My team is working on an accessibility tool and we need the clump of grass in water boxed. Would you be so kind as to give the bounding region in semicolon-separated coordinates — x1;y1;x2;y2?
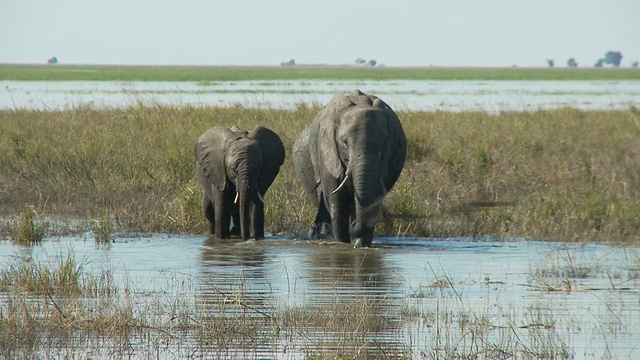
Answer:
0;250;83;295
88;210;114;244
0;250;123;354
10;205;46;245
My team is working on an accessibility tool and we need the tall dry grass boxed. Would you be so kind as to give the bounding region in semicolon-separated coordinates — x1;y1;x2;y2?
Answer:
1;104;639;243
396;107;640;242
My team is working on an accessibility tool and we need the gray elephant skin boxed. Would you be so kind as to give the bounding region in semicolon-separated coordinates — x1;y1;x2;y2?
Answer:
195;125;285;240
293;90;407;247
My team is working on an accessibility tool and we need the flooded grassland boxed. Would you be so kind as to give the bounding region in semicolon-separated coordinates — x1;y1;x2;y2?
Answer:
0;78;639;358
2;79;640;113
1;235;639;359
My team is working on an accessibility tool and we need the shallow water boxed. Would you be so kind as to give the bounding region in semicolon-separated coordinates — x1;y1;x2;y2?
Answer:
1;234;638;358
1;79;639;112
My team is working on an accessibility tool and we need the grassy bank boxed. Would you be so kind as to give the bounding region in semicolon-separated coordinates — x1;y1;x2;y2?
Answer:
1;64;640;81
1;105;639;243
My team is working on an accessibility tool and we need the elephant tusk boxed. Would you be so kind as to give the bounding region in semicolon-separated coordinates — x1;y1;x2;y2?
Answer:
234;192;239;204
256;192;264;203
380;180;388;197
332;174;349;194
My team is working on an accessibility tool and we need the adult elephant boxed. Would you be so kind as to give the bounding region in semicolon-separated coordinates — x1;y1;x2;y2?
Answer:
195;125;285;240
293;90;407;248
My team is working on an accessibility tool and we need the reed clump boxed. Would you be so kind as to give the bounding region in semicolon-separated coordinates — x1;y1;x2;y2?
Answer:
8;205;47;245
0;251;137;356
0;250;86;295
1;105;639;243
88;209;114;244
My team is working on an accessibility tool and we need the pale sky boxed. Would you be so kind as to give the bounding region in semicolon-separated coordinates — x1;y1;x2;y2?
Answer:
1;0;639;67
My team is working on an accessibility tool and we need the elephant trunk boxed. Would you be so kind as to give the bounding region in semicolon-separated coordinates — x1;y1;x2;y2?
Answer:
236;170;263;240
349;152;385;247
237;187;251;240
235;161;257;240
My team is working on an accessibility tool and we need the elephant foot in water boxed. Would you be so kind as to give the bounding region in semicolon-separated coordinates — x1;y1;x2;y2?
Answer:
352;236;373;249
350;221;374;248
311;222;333;240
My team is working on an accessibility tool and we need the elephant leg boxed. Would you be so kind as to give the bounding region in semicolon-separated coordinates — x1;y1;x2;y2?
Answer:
251;200;265;240
350;201;379;248
312;195;332;239
202;193;215;234
214;190;233;239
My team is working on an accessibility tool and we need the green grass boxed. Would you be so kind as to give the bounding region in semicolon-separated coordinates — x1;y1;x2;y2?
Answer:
1;64;639;81
1;105;639;243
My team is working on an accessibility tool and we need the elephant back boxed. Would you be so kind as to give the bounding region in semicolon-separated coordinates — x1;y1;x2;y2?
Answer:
231;125;250;136
346;89;378;107
321;89;390;119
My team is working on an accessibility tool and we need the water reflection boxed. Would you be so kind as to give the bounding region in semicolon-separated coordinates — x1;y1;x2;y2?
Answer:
0;235;638;358
200;236;267;270
302;244;407;357
197;236;271;316
195;238;409;357
305;245;398;296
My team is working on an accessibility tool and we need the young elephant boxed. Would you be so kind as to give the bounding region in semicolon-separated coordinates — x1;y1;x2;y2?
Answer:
195;125;285;240
293;90;407;247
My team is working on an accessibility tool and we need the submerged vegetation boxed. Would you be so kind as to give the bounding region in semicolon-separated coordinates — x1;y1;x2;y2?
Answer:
2;247;635;358
0;248;640;359
1;105;639;243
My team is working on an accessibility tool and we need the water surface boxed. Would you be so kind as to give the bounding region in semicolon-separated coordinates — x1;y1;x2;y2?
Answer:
2;80;638;112
1;234;638;358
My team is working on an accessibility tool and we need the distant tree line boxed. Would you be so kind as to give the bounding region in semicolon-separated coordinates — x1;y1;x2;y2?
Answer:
594;51;623;67
280;59;296;66
547;50;638;68
279;58;383;67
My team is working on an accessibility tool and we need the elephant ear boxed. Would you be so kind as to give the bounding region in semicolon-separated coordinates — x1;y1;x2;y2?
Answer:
374;98;407;191
248;126;286;194
195;126;239;192
317;93;354;179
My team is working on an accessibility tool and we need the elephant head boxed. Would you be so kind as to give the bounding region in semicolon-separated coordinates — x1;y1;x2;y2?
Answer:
294;90;406;248
195;125;285;240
